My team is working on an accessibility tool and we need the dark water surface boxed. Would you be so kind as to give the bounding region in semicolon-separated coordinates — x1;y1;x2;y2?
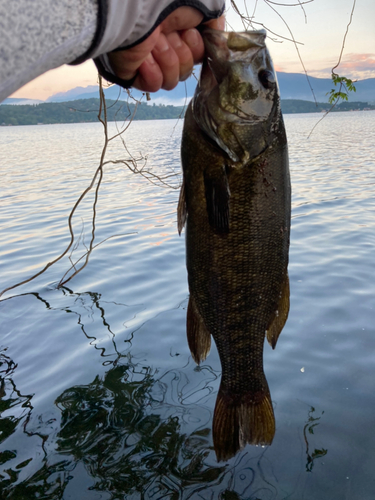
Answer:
1;112;375;499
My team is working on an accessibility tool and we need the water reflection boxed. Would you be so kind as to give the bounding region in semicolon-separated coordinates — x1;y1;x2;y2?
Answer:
55;359;222;498
0;288;328;500
303;407;327;473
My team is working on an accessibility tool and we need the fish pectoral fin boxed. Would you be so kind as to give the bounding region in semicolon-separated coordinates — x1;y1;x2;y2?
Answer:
204;166;230;234
266;272;290;349
187;295;211;364
213;384;275;461
177;179;187;235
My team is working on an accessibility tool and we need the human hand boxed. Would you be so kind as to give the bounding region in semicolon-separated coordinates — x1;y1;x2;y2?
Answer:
107;7;225;92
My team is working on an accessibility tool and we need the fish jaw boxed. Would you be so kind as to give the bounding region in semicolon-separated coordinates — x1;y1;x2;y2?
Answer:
192;29;281;164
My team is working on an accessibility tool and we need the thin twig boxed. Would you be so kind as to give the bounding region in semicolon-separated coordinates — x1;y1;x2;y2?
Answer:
308;0;357;136
332;0;356;76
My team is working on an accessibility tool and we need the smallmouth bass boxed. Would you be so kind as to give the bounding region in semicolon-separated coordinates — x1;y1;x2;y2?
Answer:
178;28;291;461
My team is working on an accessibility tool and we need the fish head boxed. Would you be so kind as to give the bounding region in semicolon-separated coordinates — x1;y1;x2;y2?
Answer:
192;29;284;164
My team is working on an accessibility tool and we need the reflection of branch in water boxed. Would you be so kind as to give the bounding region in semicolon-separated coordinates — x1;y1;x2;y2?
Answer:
0;349;37;447
57;285;138;363
0;288;287;499
52;359;222;498
303;406;327;472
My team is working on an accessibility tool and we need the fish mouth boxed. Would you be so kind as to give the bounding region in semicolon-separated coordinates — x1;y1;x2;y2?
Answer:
201;28;267;53
200;28;267;85
193;28;279;162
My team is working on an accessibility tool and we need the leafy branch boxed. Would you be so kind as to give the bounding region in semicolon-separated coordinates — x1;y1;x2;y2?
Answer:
326;0;357;105
307;0;357;138
327;74;356;104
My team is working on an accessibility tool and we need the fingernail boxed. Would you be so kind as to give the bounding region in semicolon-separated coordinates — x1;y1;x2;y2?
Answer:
155;35;169;53
184;28;200;48
180;69;193;82
145;53;156;65
169;31;182;49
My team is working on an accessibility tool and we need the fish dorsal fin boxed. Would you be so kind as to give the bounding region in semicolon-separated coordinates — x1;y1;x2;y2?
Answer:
177;179;187;235
266;272;290;349
204;166;231;233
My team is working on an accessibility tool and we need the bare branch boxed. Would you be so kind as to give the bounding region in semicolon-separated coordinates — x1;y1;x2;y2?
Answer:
308;0;357;136
332;0;356;76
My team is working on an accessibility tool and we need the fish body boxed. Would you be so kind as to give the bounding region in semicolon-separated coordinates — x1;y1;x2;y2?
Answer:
178;29;291;460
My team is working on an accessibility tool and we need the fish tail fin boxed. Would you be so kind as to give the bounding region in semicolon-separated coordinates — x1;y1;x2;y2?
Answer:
187;295;211;364
213;384;275;461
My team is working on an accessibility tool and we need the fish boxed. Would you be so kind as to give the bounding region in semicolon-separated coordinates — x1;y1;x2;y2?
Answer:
177;28;291;461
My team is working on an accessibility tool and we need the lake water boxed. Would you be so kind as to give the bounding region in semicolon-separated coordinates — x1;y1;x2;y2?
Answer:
1;110;375;500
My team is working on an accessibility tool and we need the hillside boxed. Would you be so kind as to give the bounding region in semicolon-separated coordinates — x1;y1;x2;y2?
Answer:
3;71;374;107
1;98;374;127
0;99;185;126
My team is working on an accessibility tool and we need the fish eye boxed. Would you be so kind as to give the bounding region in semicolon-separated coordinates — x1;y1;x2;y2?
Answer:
258;70;276;89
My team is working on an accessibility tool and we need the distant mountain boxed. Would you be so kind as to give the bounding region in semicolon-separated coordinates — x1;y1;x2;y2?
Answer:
44;72;375;105
47;85;98;101
277;73;375;103
46;77;198;105
0;98;187;126
1;98;373;127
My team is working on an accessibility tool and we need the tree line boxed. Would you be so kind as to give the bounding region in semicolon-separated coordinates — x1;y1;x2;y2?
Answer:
0;98;373;126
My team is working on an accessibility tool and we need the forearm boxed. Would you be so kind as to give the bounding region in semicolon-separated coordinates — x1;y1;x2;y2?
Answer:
0;0;98;102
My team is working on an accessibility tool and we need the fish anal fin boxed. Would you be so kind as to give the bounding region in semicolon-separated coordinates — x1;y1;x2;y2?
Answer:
177;180;187;235
266;272;290;349
213;386;275;461
204;166;230;234
187;295;211;365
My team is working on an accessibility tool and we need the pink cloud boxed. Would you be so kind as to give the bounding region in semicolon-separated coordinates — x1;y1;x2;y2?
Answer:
338;53;375;72
305;54;375;80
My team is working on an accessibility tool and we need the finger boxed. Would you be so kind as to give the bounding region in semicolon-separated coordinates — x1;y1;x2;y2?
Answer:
134;53;163;92
161;6;204;33
151;33;180;90
166;32;194;81
107;27;160;82
205;14;226;31
180;28;205;65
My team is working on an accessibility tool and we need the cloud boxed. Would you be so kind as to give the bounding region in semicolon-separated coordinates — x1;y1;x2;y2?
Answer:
302;54;375;80
336;53;375;77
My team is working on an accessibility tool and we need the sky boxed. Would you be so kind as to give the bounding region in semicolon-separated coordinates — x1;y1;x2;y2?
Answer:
11;0;375;101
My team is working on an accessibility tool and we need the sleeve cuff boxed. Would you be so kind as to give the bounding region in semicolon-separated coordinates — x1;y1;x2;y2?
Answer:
93;54;137;89
72;0;225;70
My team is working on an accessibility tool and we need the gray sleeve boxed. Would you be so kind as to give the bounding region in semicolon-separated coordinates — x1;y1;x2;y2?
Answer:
0;0;225;103
0;0;98;103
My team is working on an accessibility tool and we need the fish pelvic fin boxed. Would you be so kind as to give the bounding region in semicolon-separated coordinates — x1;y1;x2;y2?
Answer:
266;271;290;349
213;385;275;462
177;179;187;235
187;295;211;364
